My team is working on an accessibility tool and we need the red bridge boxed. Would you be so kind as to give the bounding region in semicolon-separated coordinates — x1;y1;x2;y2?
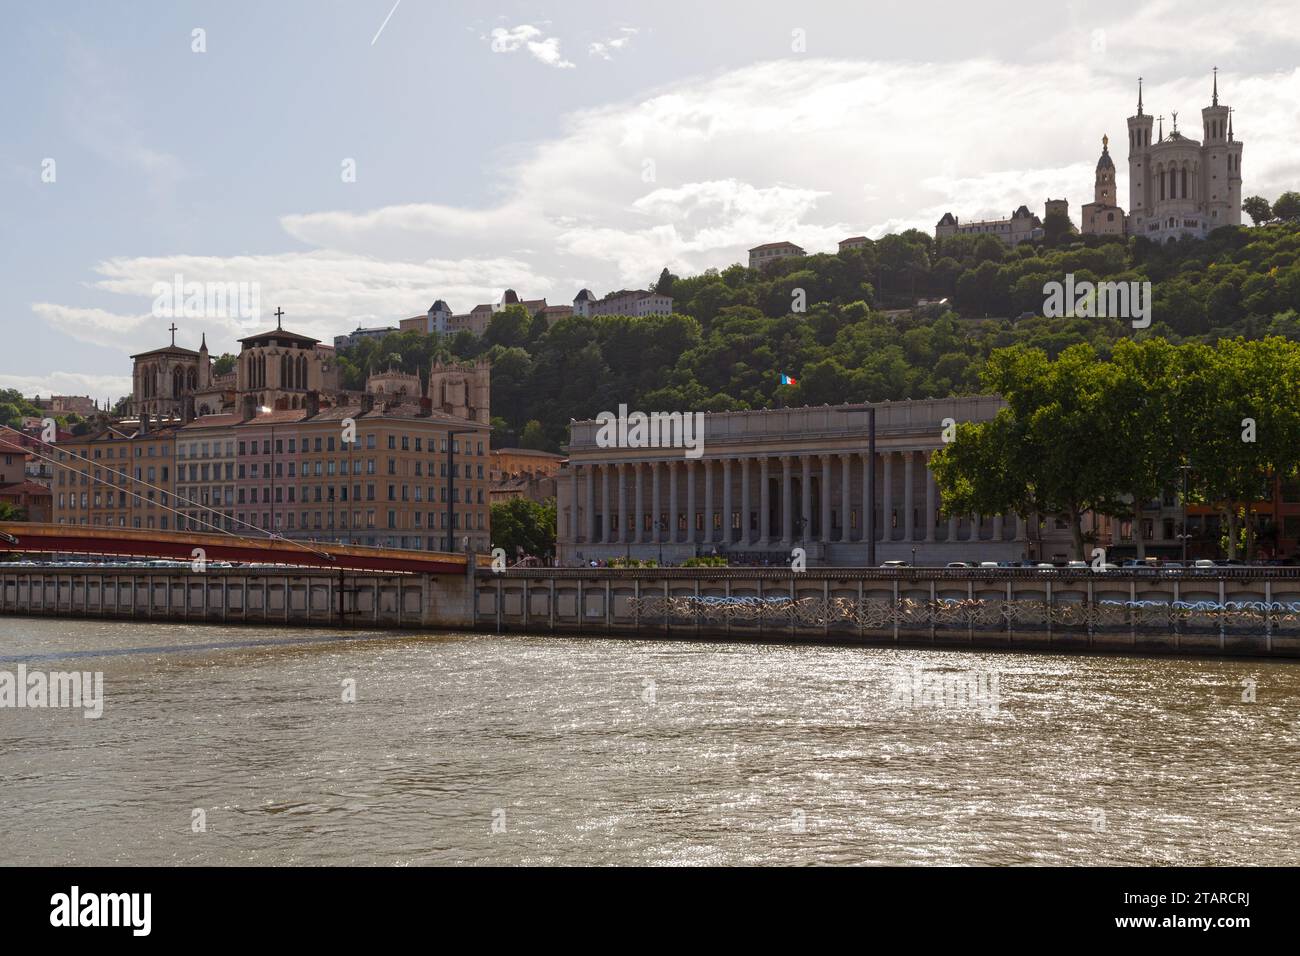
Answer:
0;522;469;575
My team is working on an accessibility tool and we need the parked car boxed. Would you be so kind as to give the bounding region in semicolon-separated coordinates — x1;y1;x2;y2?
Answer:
880;559;908;568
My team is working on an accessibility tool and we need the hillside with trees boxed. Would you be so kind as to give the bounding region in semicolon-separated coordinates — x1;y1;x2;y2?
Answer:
335;210;1300;453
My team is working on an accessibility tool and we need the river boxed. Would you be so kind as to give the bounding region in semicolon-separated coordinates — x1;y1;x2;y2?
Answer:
1;618;1296;865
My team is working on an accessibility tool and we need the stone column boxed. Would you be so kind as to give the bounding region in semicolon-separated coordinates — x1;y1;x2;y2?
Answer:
722;458;734;545
820;454;833;544
686;460;696;545
948;513;958;543
585;464;595;544
862;452;873;543
780;456;793;547
741;458;752;546
840;453;851;542
703;459;715;545
1016;512;1026;542
634;463;645;544
760;457;771;546
800;455;813;544
882;452;894;542
991;513;1003;542
925;459;936;543
903;451;915;542
668;460;679;543
602;464;614;544
568;466;579;542
971;513;981;543
651;461;661;543
617;464;628;544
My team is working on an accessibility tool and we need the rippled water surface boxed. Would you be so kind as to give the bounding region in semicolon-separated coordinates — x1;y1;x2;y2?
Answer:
1;618;1297;865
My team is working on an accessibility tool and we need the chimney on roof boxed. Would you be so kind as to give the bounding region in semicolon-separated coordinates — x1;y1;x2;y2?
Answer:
140;412;150;435
418;396;433;417
306;390;320;418
361;393;374;415
241;394;257;422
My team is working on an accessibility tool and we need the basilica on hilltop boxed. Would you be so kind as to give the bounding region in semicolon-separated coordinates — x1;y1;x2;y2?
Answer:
1081;69;1244;242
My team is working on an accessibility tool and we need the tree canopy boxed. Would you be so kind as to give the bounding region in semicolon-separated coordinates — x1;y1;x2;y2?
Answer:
332;220;1300;457
931;337;1300;558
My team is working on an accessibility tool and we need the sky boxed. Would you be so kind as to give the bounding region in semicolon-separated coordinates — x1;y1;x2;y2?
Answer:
3;0;1300;403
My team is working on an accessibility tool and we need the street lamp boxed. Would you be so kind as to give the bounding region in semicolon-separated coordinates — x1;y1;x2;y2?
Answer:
445;427;477;553
1178;462;1193;564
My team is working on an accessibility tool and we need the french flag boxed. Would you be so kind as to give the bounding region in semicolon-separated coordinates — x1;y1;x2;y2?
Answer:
779;373;798;386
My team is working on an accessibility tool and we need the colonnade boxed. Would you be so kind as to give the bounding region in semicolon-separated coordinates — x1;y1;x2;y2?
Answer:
563;450;1025;549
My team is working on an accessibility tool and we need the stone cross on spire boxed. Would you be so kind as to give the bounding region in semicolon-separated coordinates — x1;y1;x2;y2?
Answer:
1212;66;1219;106
1157;114;1164;141
1137;76;1144;115
274;307;284;330
169;322;178;346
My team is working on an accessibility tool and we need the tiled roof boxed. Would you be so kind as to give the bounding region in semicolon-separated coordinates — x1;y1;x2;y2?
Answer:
0;480;52;496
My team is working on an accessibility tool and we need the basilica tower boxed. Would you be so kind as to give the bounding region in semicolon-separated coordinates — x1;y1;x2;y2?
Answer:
1081;135;1125;236
1126;77;1155;233
1200;67;1242;227
1095;135;1116;205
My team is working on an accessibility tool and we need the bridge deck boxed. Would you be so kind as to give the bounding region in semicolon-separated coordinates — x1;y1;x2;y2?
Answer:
0;522;467;575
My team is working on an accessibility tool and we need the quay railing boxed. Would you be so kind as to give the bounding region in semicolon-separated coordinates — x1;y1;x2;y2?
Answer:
478;565;1300;582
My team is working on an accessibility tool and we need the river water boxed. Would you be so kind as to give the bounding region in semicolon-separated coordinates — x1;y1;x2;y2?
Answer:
1;618;1297;865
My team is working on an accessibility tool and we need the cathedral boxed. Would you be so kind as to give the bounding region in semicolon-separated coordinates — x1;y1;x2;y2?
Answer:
127;310;491;425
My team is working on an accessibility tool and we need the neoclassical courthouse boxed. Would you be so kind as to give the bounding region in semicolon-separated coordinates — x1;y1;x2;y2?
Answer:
556;398;1079;566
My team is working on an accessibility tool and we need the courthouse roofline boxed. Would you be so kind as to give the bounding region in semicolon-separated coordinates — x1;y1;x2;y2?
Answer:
566;396;1006;454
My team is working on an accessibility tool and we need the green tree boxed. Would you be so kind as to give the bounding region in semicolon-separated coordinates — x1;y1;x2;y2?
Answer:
932;344;1130;558
1272;191;1300;223
490;497;556;562
1242;195;1273;226
1105;338;1184;558
1042;211;1076;245
1178;338;1300;557
518;419;550;451
654;267;677;296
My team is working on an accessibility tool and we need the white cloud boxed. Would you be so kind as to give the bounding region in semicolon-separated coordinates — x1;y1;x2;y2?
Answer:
34;46;1300;364
0;369;132;404
280;57;1300;272
488;25;575;69
1040;0;1300;70
32;253;557;359
590;27;638;60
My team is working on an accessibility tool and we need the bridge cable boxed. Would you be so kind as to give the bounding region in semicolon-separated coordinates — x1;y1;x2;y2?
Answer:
1;424;337;562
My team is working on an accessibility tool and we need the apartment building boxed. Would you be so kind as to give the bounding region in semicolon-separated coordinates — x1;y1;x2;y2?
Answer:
175;414;241;534
50;423;179;530
283;402;492;552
